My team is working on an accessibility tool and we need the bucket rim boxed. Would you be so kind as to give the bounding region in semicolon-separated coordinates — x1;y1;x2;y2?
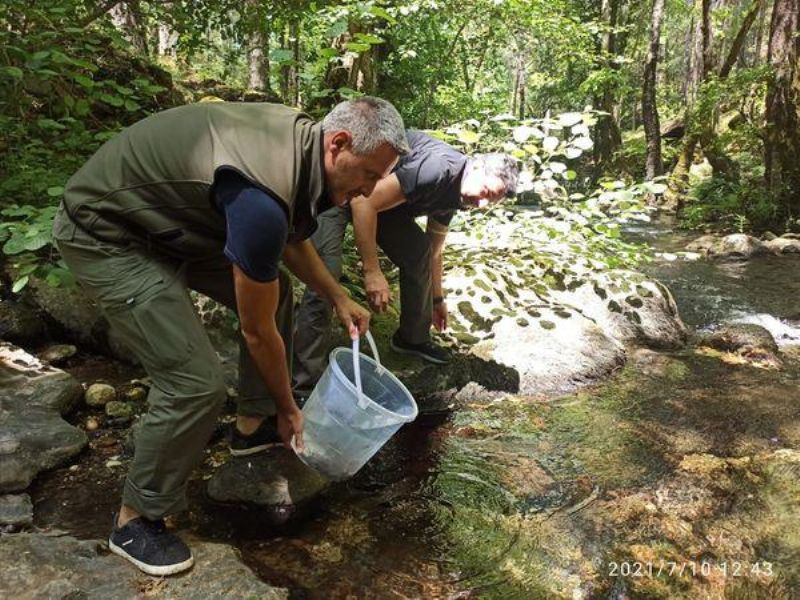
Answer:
328;347;418;423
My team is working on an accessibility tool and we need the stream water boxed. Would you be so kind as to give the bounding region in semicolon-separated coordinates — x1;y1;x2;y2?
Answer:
31;218;800;599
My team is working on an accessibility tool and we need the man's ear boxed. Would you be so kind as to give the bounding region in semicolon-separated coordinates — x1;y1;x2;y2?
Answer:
329;130;352;152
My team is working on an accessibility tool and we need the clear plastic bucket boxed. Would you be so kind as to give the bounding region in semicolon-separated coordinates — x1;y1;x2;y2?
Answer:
293;332;418;480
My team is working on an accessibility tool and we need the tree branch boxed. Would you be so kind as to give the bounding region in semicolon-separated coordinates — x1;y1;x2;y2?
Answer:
719;0;764;78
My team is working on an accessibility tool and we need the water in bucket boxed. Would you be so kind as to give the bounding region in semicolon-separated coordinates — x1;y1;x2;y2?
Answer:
295;332;418;480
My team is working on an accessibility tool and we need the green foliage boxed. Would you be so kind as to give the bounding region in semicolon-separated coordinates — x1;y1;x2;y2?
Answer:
682;177;779;233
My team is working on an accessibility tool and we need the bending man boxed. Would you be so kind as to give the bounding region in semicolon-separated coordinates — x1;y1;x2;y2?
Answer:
52;97;409;576
293;130;518;397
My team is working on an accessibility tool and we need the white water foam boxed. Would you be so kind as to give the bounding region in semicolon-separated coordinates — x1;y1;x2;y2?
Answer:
731;313;800;347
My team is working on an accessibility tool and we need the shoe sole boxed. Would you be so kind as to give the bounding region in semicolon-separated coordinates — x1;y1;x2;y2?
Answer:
389;339;450;365
108;538;194;576
229;442;281;457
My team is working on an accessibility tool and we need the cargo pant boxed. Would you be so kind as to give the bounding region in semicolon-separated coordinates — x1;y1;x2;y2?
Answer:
52;206;292;520
292;205;432;396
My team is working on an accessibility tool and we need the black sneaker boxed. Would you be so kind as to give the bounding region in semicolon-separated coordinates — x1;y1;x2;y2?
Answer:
390;332;452;364
108;514;193;576
229;416;281;456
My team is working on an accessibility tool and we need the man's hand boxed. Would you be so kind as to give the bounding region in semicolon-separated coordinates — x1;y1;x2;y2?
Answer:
277;406;304;452
364;269;392;312
334;296;371;339
432;301;448;332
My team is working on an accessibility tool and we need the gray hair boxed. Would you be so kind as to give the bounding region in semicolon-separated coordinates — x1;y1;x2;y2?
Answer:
468;153;520;197
322;97;410;156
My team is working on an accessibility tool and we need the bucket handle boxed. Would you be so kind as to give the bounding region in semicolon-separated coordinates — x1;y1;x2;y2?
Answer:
352;331;383;409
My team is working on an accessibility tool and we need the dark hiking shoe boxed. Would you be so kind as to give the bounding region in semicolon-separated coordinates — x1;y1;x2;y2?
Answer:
390;332;452;365
108;514;193;576
229;416;281;456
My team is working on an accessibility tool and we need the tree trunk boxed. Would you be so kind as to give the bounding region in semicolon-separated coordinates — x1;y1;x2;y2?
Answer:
157;22;178;58
593;0;623;175
643;0;666;180
245;6;271;94
764;0;800;217
753;0;767;62
109;1;149;55
719;0;764;77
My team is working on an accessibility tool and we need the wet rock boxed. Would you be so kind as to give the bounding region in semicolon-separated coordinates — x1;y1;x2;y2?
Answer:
207;448;329;524
401;354;519;399
471;306;625;396
104;401;135;419
764;236;800;255
550;272;688;349
0;299;45;344
704;323;779;356
85;383;116;407
118;383;147;403
0;494;33;528
0;532;288;599
762;231;778;241
37;344;77;366
0;342;86;493
688;233;769;260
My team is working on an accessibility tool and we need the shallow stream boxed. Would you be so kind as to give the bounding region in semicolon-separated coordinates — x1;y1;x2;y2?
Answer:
32;219;800;599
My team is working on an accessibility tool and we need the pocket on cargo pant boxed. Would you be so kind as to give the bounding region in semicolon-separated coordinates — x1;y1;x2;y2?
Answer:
105;278;201;372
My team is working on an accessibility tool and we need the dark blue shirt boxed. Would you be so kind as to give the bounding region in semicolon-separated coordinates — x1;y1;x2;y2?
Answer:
392;130;468;226
214;170;288;282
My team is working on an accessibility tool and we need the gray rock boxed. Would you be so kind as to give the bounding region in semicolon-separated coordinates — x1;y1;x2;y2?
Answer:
118;384;147;403
104;400;135;419
38;344;77;366
85;383;116;407
0;342;86;492
207;448;329;523
704;323;780;361
764;237;800;255
762;231;778;241
782;232;800;240
471;306;626;396
0;493;33;528
709;234;769;260
0;300;45;344
686;234;718;254
0;532;288;599
550;272;688;349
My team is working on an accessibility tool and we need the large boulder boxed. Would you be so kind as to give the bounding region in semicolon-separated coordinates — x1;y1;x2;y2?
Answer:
0;532;287;599
0;342;86;492
470;305;626;396
704;323;779;356
549;270;688;349
207;448;329;525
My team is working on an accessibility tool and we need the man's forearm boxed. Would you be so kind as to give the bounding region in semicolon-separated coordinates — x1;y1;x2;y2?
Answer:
350;199;381;274
283;239;347;304
427;221;448;297
241;326;295;415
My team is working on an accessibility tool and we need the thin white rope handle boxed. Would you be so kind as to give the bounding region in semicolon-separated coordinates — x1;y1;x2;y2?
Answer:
352;331;383;409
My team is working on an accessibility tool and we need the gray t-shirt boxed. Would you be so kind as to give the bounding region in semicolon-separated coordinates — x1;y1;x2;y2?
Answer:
392;130;467;226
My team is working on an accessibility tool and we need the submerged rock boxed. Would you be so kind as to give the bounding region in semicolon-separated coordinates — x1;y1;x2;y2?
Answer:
0;342;86;493
207;448;328;524
0;493;33;529
0;532;287;599
705;323;779;355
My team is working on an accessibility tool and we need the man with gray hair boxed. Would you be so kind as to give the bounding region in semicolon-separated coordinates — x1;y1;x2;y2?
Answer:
293;131;518;396
51;97;408;575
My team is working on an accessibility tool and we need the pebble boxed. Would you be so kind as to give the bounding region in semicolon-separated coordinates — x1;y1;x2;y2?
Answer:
85;383;116;407
38;344;77;366
105;400;134;419
85;417;99;431
105;459;122;468
119;385;147;403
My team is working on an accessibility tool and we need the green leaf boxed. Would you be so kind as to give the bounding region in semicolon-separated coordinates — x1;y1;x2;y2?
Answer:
47;186;64;197
354;33;384;44
456;130;481;144
270;48;294;63
0;66;23;80
124;99;140;112
23;233;50;251
327;20;348;38
564;170;577;181
12;275;29;293
368;6;397;23
318;48;338;58
344;42;371;53
100;93;124;107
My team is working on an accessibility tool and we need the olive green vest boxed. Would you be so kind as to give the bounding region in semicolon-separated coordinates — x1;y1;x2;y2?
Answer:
63;102;326;259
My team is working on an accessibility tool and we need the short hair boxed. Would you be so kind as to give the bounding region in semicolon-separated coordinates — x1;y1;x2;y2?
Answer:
468;153;520;197
322;97;410;156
